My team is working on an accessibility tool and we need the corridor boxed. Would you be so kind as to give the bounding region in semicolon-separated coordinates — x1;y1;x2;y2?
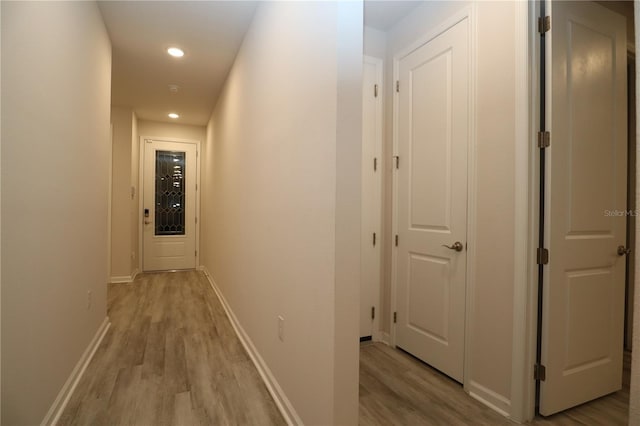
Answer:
58;271;284;425
57;270;631;425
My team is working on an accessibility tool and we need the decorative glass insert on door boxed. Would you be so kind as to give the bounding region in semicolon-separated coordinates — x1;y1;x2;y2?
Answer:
155;150;186;235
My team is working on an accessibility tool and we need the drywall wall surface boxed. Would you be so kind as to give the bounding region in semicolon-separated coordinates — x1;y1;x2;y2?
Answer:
364;26;386;59
201;1;362;423
137;119;206;144
333;3;363;424
385;0;516;409
630;2;640;423
471;1;516;406
131;112;139;273
1;2;111;424
111;106;134;278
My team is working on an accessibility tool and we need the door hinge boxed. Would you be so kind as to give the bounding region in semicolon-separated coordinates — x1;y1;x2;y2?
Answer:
374;157;378;171
396;80;400;93
395;235;399;247
393;155;399;169
374;84;379;98
537;131;550;149
537;247;549;265
534;364;546;381
393;312;397;323
195;250;198;257
538;16;551;34
196;151;199;158
195;217;198;224
371;306;375;320
373;232;377;247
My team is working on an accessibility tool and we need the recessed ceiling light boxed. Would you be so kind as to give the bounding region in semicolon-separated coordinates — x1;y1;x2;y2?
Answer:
167;47;184;58
168;113;179;119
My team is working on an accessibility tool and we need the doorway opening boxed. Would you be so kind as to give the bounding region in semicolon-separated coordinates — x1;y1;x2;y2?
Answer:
533;0;634;421
139;137;201;272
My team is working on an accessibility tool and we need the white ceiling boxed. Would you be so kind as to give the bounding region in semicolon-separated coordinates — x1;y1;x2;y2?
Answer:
98;1;258;126
98;1;421;127
364;0;423;31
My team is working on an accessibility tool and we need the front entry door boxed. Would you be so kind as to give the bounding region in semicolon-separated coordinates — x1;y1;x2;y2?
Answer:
143;139;197;271
395;16;469;382
540;1;627;415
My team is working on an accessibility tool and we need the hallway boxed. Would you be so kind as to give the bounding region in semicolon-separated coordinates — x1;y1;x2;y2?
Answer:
57;270;631;425
58;271;284;425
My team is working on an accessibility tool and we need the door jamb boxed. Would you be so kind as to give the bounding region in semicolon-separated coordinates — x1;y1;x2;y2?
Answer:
138;136;202;272
510;0;539;422
363;55;384;342
108;124;113;281
389;3;477;388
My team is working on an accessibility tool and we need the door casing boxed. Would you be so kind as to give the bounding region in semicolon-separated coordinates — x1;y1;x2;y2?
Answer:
361;55;384;341
138;136;201;273
515;0;639;421
390;2;478;398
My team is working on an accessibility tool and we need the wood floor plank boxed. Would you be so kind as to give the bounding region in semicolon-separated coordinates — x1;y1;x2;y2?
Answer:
141;319;167;380
61;271;629;425
360;342;631;426
173;391;198;426
59;271;284;426
232;360;285;426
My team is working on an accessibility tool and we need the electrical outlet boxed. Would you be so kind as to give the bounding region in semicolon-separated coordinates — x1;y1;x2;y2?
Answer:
87;290;92;310
277;316;284;342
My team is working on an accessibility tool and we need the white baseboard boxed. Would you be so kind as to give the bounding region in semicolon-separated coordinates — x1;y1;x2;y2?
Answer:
109;269;138;284
467;380;511;418
378;331;390;345
200;267;302;426
42;317;111;426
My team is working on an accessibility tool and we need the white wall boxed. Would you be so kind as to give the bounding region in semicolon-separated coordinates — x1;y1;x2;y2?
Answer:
333;3;363;421
137;119;206;144
364;26;386;59
201;2;362;424
110;106;134;278
1;2;111;424
631;2;640;423
383;0;517;413
131;113;139;273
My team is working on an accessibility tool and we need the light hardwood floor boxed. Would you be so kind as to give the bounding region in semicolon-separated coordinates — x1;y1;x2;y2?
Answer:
59;271;284;426
60;271;630;425
360;342;631;426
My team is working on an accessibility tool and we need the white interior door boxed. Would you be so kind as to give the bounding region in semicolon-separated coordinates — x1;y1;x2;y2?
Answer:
143;139;197;271
360;56;383;340
541;1;627;415
395;17;469;382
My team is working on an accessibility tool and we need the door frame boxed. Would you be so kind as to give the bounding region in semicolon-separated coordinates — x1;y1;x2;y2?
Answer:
389;2;478;390
138;136;201;272
362;54;384;341
509;0;538;422
514;0;640;421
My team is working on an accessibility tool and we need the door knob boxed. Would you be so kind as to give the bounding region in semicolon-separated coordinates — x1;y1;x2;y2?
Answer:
442;241;464;252
617;245;631;256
